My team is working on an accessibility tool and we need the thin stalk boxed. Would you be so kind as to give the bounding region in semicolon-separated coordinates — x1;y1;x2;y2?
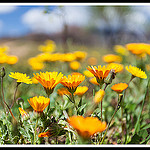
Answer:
100;94;123;144
1;76;6;114
10;82;21;109
1;76;17;122
133;78;149;136
33;116;39;145
71;93;78;113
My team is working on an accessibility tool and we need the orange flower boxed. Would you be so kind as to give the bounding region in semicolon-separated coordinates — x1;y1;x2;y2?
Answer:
60;74;85;93
111;83;128;93
67;116;106;139
125;43;149;56
57;87;71;96
69;61;81;70
27;96;50;113
87;65;111;85
74;86;88;96
34;72;63;96
102;54;122;63
38;130;51;137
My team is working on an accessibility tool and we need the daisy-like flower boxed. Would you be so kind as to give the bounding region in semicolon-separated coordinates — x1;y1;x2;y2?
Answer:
9;72;32;84
107;63;124;73
60;53;76;62
87;65;111;86
27;96;50;113
102;54;122;63
38;40;56;53
67;116;107;139
69;61;81;70
125;43;149;56
114;45;129;56
74;86;88;96
73;51;87;61
6;55;18;65
94;89;105;103
60;74;85;93
111;83;128;93
125;65;147;79
34;71;63;96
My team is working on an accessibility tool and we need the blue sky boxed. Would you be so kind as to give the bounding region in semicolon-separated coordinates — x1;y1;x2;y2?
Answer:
0;5;90;38
0;5;150;38
0;6;57;37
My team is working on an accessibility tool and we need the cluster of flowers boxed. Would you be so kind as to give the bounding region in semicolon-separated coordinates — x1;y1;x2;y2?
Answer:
0;45;18;65
28;40;87;71
9;60;147;139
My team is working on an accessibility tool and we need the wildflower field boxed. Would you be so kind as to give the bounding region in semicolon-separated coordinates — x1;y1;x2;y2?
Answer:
0;39;150;146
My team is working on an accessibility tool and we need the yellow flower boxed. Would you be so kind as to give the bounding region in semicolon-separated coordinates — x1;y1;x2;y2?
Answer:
67;116;107;139
87;65;111;85
69;61;81;70
0;45;9;53
102;54;122;63
34;71;63;96
9;72;32;84
125;43;149;56
60;74;85;93
107;63;124;73
0;53;7;64
94;89;105;103
73;51;87;61
28;57;44;70
28;96;50;113
74;86;88;96
57;87;71;96
111;83;128;93
89;77;99;86
6;55;18;65
39;40;56;53
60;53;76;62
18;107;29;120
87;57;98;65
125;65;147;79
114;45;129;56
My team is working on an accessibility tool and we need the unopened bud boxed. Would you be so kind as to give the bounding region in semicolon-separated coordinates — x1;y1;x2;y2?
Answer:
0;67;6;78
104;69;116;84
94;89;105;104
16;97;24;106
19;107;29;121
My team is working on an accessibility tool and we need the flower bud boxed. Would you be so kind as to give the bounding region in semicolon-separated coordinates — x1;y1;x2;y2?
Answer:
104;69;116;84
94;89;105;104
0;67;6;78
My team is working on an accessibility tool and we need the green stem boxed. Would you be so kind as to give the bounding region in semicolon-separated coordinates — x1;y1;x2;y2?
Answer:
10;82;21;109
133;78;149;136
100;94;123;144
33;116;39;145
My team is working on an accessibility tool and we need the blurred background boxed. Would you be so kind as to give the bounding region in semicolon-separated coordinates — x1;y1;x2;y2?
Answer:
0;4;150;62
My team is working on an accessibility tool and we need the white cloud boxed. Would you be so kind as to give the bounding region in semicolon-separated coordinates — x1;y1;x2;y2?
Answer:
22;6;90;34
0;6;17;14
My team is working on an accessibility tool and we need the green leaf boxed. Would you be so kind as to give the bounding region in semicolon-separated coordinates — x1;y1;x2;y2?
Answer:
128;134;141;144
